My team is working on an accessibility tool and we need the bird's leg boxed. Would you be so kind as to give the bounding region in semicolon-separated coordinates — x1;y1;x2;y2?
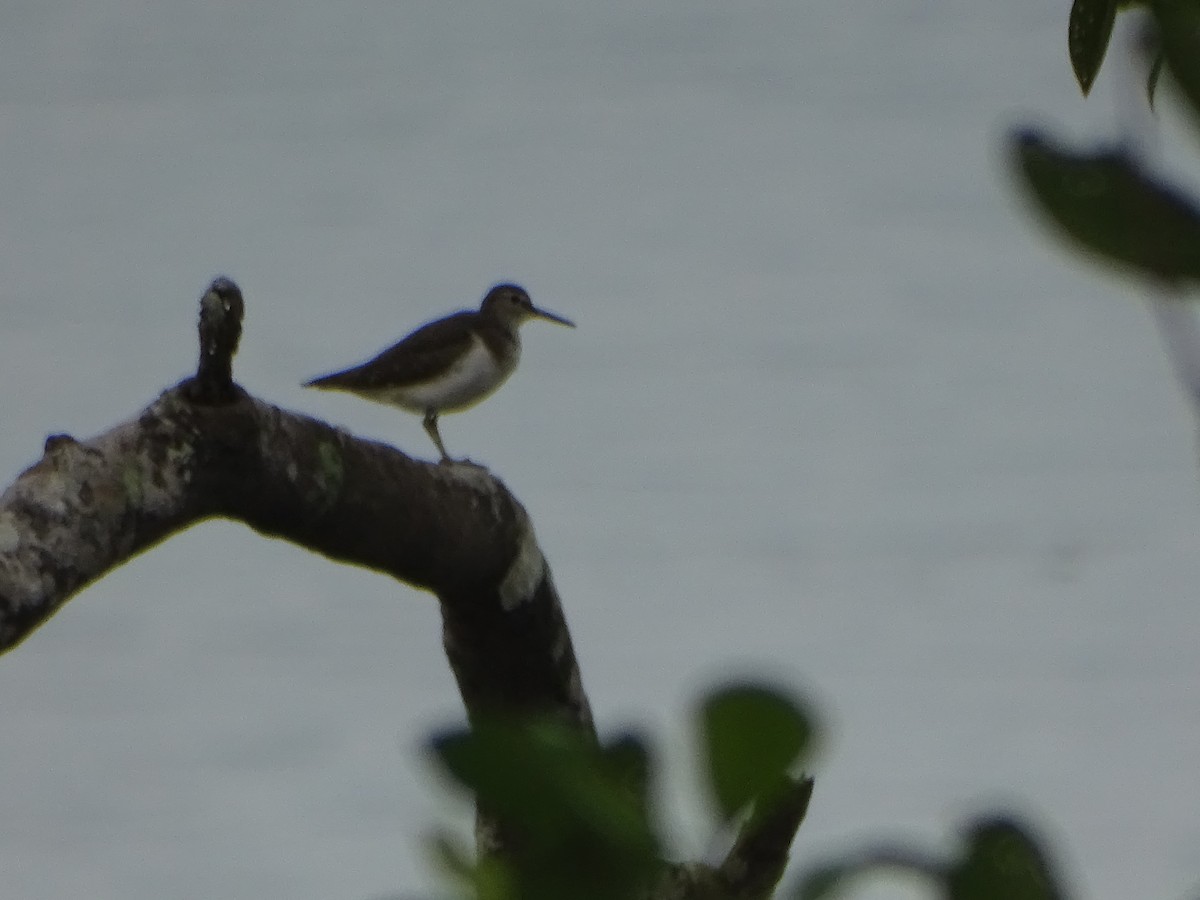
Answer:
423;410;451;462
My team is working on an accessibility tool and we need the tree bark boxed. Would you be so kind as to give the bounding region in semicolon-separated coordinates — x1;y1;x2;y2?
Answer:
0;278;594;736
0;278;805;897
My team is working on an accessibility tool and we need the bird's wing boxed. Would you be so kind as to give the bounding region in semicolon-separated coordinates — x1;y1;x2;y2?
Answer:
305;311;478;390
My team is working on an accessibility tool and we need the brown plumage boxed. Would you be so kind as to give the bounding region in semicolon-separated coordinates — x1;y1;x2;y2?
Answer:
305;283;574;460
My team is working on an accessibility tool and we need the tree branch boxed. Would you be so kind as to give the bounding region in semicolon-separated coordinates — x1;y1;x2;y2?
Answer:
716;776;814;898
0;278;593;742
652;777;814;900
1;278;810;893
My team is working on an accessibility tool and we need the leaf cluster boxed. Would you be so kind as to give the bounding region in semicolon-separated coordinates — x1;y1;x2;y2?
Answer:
401;6;1200;898
1068;0;1148;97
795;816;1064;900
426;682;818;900
1014;2;1200;285
420;681;1080;900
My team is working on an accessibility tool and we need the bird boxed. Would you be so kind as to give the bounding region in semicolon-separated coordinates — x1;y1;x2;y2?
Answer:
304;283;575;461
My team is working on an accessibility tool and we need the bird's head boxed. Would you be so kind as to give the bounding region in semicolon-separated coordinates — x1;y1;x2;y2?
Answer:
481;283;575;329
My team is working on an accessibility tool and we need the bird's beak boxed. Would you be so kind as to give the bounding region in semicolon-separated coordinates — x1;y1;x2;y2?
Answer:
531;305;576;328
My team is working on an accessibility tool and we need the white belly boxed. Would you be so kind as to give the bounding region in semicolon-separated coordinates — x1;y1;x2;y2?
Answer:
377;335;516;413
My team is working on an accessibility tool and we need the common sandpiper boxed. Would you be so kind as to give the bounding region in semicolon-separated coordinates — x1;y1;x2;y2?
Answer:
304;283;575;461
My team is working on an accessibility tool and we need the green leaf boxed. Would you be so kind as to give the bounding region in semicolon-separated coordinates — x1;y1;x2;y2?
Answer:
1069;0;1118;94
1011;128;1200;285
428;831;516;900
794;817;1060;900
1147;51;1165;107
429;830;475;879
946;816;1064;900
601;731;652;817
793;863;855;900
430;719;660;900
700;683;817;821
1154;0;1200;121
793;848;943;900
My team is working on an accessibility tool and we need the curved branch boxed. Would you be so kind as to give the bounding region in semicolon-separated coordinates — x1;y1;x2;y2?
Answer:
0;277;810;893
0;278;592;737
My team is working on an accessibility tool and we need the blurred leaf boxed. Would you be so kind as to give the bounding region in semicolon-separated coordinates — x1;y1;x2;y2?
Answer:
1148;50;1165;106
430;719;660;900
700;683;817;821
429;831;475;879
793;862;855;900
795;819;1062;900
428;831;514;900
793;847;943;900
1133;10;1166;106
947;816;1064;900
1154;0;1200;121
1069;0;1118;94
1011;128;1200;284
601;731;652;818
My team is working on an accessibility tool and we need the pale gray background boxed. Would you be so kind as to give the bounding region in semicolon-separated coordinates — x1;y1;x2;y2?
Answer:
2;3;1199;899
